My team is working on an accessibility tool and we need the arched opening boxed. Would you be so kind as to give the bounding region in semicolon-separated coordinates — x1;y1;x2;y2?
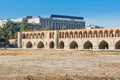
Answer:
115;41;120;49
27;34;29;39
49;41;54;49
84;41;93;49
88;31;92;38
33;33;36;39
109;30;114;37
83;31;87;38
49;32;52;38
104;30;108;37
30;33;33;39
37;41;44;48
61;32;64;38
37;33;40;39
26;41;33;48
70;31;73;38
59;41;64;49
99;40;109;49
79;31;82;38
74;31;78;38
41;32;44;38
70;41;78;49
22;34;25;39
115;30;120;37
93;30;97;38
59;32;61;38
99;30;103;37
65;32;69;38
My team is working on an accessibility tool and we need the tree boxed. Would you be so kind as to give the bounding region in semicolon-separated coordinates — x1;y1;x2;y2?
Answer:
7;21;16;39
0;27;9;46
20;19;28;32
0;21;17;47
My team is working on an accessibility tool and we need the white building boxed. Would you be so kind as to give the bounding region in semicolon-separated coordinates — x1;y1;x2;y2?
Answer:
86;25;103;29
28;16;40;24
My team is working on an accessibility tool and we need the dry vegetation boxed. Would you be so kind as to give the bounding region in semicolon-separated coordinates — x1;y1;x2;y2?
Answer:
0;49;120;80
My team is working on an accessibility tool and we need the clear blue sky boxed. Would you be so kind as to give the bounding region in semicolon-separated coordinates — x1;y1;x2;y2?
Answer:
0;0;120;27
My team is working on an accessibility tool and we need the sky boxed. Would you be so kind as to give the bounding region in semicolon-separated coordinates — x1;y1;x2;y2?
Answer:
0;0;120;27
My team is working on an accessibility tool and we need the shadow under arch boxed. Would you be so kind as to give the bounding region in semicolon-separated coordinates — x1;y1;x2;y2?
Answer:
115;40;120;49
49;41;54;49
99;40;109;49
84;41;93;49
26;41;33;48
37;41;44;48
70;41;78;49
59;41;64;49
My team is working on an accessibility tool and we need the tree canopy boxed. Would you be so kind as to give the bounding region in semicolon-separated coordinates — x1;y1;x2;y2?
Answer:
0;21;17;47
20;19;28;32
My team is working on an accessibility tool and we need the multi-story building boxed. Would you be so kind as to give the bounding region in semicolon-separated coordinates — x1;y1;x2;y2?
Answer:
28;14;85;30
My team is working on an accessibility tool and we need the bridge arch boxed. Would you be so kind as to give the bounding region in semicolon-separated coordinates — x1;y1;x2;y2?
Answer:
65;32;69;38
99;30;103;37
115;40;120;49
109;30;114;37
59;41;64;49
22;33;25;39
104;30;108;37
59;32;61;38
26;41;33;48
83;31;87;38
84;41;93;49
93;30;98;38
99;40;109;49
88;31;92;38
37;41;44;48
61;32;64;38
79;31;82;38
49;41;54;49
70;31;73;38
70;41;78;49
115;29;120;37
74;31;78;38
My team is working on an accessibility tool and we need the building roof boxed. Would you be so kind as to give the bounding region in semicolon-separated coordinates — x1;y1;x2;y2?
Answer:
50;14;84;20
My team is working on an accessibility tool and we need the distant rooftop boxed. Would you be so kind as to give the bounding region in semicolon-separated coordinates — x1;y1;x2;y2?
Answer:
50;14;84;20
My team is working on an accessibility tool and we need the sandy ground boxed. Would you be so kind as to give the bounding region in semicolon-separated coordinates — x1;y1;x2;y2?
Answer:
0;49;120;80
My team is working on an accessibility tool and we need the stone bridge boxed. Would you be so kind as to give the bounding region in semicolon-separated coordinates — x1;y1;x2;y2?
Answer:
18;28;120;50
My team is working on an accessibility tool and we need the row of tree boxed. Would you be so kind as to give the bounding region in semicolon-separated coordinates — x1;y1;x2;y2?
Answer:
0;19;28;47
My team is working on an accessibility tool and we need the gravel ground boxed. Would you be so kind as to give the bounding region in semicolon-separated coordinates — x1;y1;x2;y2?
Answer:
0;50;120;80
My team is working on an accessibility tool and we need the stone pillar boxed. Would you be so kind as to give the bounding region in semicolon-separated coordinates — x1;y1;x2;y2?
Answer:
44;31;50;49
64;44;69;50
109;46;114;50
93;46;98;50
17;32;22;48
78;45;83;50
54;30;59;49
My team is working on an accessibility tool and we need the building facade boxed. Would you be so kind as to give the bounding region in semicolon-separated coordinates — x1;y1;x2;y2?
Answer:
28;14;85;30
18;28;120;50
0;15;85;30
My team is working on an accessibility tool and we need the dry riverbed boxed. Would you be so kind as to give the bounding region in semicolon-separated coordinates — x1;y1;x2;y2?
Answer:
0;49;120;80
